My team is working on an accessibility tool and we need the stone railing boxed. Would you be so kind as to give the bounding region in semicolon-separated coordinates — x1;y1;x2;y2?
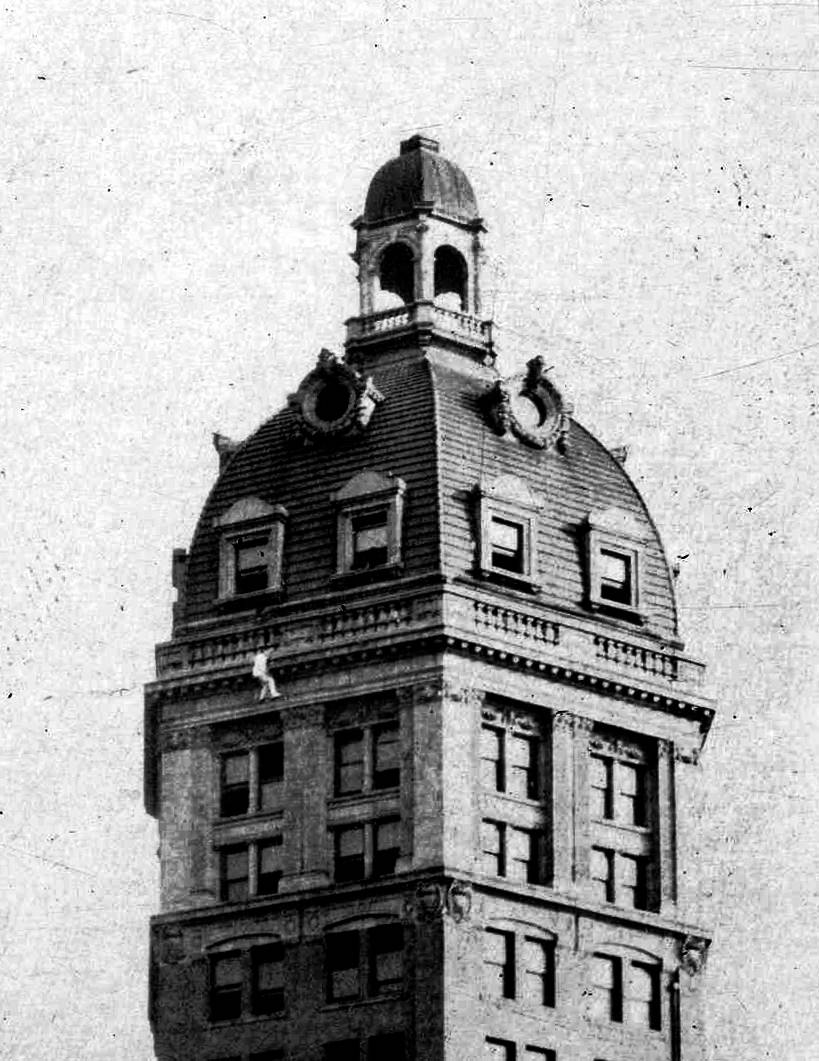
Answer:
472;600;560;649
346;303;492;346
593;635;679;681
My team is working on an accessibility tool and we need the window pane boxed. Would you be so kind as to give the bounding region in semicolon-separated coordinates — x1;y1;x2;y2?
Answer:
591;954;622;1022
508;827;537;884
210;953;243;1022
235;537;269;594
258;837;283;895
252;944;285;1014
490;517;524;573
617;854;646;909
370;925;403;992
221;753;250;817
590;847;613;904
335;731;364;795
373;723;400;789
335;826;365;882
616;761;646;826
221;847;249;902
484;929;514;999
599;549;632;604
258;743;284;811
589;755;613;820
508;734;538;800
373;819;400;877
327;931;360;1001
324;1039;360;1061
480;725;504;791
481;820;505;877
486;1038;515;1061
369;1033;405;1060
523;937;554;1007
627;962;660;1029
352;511;389;569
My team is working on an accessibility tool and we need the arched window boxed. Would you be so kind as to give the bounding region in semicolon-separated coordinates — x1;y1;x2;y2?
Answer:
434;244;468;311
377;243;415;308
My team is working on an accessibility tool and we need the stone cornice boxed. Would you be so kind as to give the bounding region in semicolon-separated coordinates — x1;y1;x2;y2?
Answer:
147;584;714;734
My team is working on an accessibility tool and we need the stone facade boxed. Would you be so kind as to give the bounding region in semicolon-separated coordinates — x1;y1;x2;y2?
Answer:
145;136;713;1061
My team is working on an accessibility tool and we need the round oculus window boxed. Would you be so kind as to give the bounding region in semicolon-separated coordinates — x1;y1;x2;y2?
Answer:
313;379;355;424
510;392;545;431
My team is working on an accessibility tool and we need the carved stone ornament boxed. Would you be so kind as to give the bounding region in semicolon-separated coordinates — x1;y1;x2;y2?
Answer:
407;881;446;920
446;880;473;922
288;348;384;442
680;935;709;976
484;355;571;451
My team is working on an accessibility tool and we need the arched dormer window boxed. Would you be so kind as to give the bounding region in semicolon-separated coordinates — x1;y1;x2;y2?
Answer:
434;244;468;311
324;916;404;1003
376;242;415;308
332;470;407;580
213;497;288;604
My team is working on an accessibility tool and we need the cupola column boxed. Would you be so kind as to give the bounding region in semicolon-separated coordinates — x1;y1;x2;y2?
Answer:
416;219;434;303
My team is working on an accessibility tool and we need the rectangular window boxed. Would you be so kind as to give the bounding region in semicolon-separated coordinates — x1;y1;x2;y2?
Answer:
324;1039;360;1061
599;548;633;605
221;845;249;903
591;954;622;1023
373;818;400;877
481;819;505;877
486;1038;516;1061
258;742;284;811
235;536;270;595
372;723;400;789
508;733;539;800
252;943;285;1015
210;952;243;1022
590;846;614;904
335;730;365;795
522;937;555;1008
369;1034;404;1059
369;924;403;994
484;928;515;999
220;752;250;817
628;961;661;1030
326;931;360;1002
334;825;365;882
480;725;505;792
617;760;646;827
257;836;283;896
618;853;647;910
589;754;613;820
490;517;525;574
351;510;389;569
508;827;541;885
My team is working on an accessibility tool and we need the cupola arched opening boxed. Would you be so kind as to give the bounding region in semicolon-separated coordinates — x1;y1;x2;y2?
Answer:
376;242;415;309
434;245;468;311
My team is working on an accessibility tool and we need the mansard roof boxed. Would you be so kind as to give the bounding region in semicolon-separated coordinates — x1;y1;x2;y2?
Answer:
179;345;680;644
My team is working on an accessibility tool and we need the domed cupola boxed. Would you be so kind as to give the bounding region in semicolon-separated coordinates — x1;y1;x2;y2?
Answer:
347;135;493;362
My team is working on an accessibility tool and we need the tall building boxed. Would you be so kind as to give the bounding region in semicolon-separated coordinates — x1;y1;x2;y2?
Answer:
145;135;714;1061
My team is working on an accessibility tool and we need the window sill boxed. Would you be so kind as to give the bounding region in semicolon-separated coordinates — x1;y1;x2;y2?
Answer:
209;1010;287;1026
478;567;539;593
213;588;284;613
590;817;650;836
321;993;403;1012
330;563;403;588
214;808;285;826
328;787;401;806
588;599;643;623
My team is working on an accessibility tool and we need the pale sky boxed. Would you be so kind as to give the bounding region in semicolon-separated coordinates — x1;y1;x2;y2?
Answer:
3;2;818;1058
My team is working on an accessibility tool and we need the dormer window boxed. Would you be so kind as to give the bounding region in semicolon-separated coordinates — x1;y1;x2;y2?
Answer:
585;508;645;619
214;497;288;604
476;474;542;589
332;470;406;580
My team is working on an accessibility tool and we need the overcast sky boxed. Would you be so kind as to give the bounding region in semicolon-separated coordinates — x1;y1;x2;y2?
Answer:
3;2;818;1058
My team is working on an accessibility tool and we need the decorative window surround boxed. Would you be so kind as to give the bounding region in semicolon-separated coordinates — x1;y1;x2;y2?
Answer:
208;939;286;1022
214;497;288;604
331;470;406;580
476;475;542;589
585;507;646;620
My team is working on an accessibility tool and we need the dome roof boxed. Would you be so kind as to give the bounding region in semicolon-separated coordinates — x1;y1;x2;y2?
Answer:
179;349;679;643
363;135;480;224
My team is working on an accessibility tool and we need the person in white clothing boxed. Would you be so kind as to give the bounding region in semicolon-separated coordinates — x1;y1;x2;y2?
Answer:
252;648;280;700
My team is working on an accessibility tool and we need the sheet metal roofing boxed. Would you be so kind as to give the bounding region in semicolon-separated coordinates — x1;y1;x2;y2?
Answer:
363;135;480;225
181;348;679;642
